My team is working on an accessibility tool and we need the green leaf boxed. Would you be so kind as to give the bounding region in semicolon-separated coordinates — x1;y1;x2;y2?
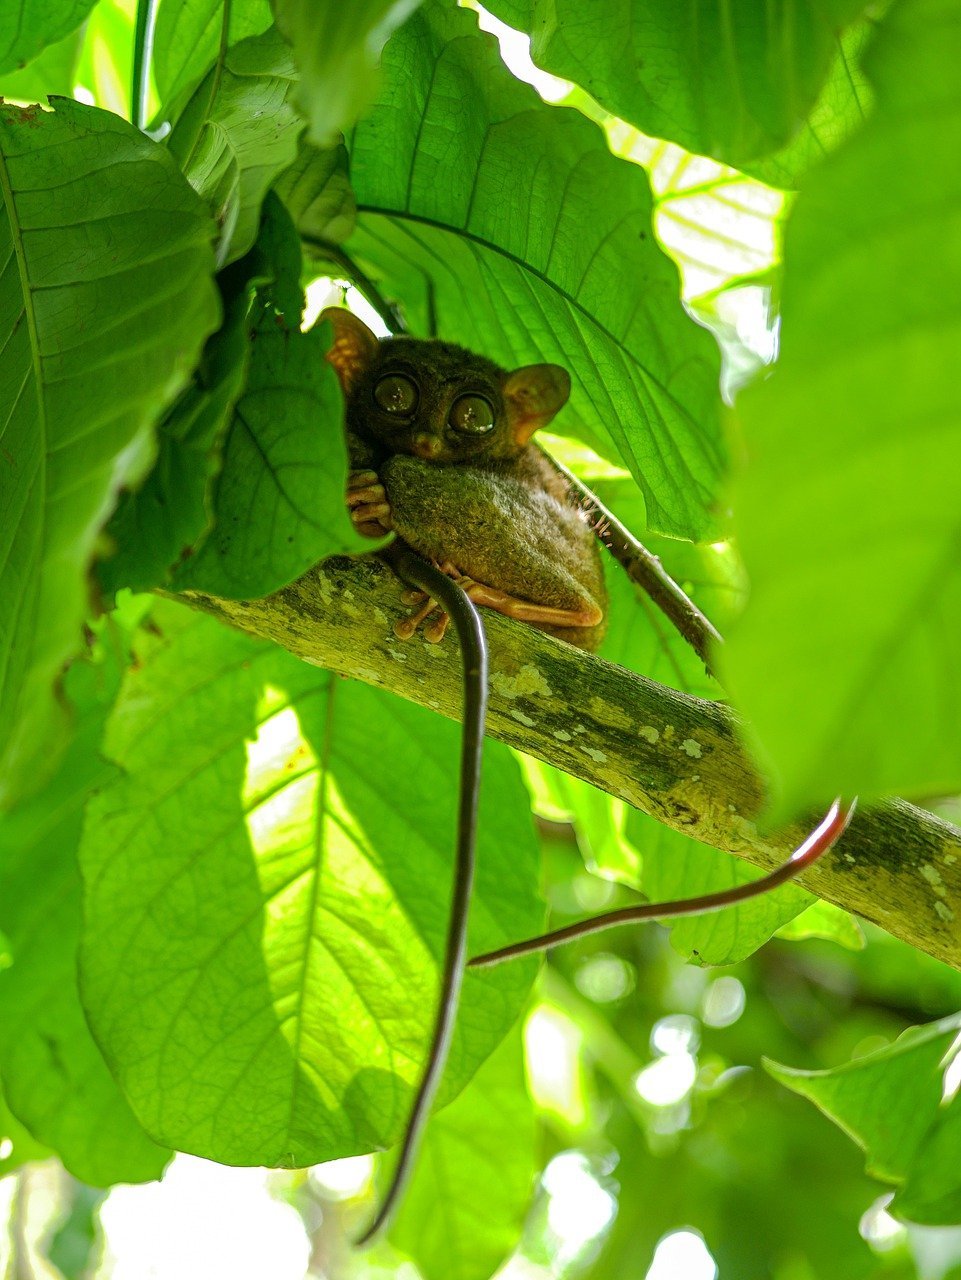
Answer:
167;26;304;266
274;0;424;146
625;810;812;966
389;1026;535;1280
535;761;637;883
0;656;171;1185
0;98;219;809
98;273;251;597
78;603;543;1166
153;0;272;111
724;1;961;816
775;899;864;949
100;193;307;598
169;312;367;599
767;1014;961;1183
744;15;875;189
347;0;723;539
0;0;97;76
483;0;868;169
0;1084;49;1174
247;188;309;327
273;140;357;252
895;1097;961;1225
0;26;83;102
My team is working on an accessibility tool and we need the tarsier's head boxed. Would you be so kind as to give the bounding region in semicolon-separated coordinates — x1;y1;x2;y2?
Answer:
321;307;571;464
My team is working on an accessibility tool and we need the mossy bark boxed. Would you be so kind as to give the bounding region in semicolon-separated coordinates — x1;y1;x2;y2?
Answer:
177;552;961;972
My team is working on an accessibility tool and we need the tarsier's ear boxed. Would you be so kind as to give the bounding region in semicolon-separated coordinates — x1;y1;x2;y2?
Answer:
320;307;379;394
503;364;571;444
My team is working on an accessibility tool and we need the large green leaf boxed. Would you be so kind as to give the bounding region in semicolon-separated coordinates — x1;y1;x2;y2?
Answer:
0;0;97;76
169;312;367;599
483;0;868;169
0;26;84;102
0;1083;49;1174
744;15;875;189
724;0;961;817
0;98;219;809
625;808;811;966
166;26;303;266
389;1026;536;1280
153;0;273;111
98;268;252;596
100;192;306;597
775;898;864;949
273;0;424;146
768;1015;961;1186
73;0;135;118
273;139;356;251
345;0;723;540
895;1098;961;1225
0;658;171;1185
78;603;542;1165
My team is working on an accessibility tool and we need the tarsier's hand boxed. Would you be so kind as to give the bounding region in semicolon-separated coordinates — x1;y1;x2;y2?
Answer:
346;469;392;538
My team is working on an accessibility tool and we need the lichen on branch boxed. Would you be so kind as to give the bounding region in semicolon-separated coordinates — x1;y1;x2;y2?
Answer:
178;553;961;973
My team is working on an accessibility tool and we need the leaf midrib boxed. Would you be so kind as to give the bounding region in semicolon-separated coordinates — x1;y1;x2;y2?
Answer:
356;203;707;434
0;142;44;455
0;133;46;729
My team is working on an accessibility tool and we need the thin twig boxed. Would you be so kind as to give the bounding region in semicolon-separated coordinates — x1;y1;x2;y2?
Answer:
546;453;724;670
303;238;407;335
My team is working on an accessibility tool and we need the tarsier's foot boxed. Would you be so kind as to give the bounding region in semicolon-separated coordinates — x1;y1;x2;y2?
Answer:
394;588;450;643
347;469;392;538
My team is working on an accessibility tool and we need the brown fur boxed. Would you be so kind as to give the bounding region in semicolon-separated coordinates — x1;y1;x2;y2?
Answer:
323;309;607;649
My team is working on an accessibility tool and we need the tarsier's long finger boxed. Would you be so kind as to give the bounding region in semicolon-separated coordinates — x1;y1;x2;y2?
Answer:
354;519;391;538
350;502;392;528
424;614;451;643
348;468;380;488
347;483;387;507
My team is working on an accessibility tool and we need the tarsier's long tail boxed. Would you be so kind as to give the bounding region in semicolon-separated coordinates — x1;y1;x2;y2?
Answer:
356;543;489;1245
360;490;856;1244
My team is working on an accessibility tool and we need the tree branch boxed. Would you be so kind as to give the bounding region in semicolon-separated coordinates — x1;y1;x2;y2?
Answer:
178;554;961;972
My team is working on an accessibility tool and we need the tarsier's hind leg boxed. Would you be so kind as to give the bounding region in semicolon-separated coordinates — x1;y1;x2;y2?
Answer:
392;562;603;643
453;573;603;630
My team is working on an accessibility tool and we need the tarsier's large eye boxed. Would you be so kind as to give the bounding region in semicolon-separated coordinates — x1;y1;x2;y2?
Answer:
449;394;495;434
374;374;418;414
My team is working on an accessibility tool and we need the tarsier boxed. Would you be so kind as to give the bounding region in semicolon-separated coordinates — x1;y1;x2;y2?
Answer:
322;306;607;651
321;307;853;1240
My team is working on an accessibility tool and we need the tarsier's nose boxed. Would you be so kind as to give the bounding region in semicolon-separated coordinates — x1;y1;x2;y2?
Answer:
412;433;442;459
